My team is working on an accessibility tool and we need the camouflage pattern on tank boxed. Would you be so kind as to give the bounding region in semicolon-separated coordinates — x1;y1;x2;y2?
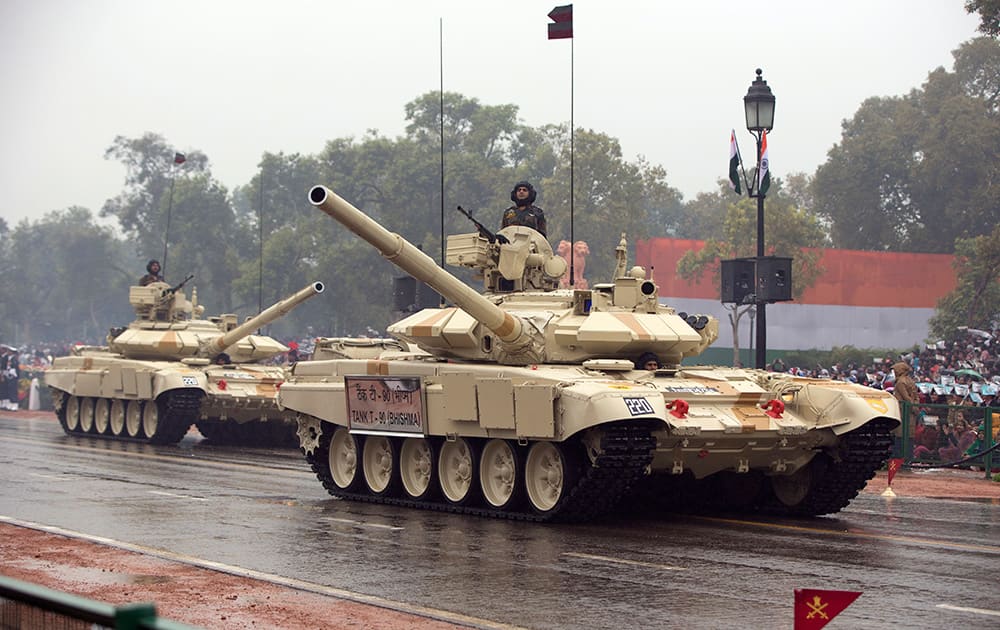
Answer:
276;185;898;522
45;281;323;445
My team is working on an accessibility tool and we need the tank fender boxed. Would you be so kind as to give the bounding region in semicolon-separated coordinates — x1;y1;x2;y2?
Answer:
151;369;207;398
556;383;667;440
790;381;901;435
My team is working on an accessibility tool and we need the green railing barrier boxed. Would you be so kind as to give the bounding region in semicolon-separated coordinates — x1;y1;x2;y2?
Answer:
0;574;200;630
899;401;996;480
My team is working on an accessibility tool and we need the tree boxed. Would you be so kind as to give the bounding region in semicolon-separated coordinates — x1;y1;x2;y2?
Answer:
813;38;1000;253
676;179;827;365
967;0;1000;37
2;207;131;343
541;126;682;283
4;91;698;343
102;133;247;310
928;224;1000;339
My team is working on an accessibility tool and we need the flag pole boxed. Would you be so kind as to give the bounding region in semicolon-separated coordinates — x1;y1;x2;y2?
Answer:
258;162;265;314
548;5;575;286
569;28;574;287
439;18;445;272
439;17;447;307
162;152;185;278
162;174;176;277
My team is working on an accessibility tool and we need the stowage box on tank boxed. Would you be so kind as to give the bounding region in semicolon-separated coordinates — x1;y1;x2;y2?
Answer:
277;185;899;522
46;279;323;446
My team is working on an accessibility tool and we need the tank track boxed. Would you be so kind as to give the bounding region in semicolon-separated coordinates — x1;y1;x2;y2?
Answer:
304;421;656;523
760;417;896;516
54;389;201;445
147;389;203;445
196;418;298;447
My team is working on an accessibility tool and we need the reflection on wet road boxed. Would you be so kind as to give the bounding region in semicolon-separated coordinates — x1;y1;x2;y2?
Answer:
2;414;999;629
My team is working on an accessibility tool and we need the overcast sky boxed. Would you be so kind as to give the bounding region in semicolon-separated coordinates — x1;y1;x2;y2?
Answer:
0;0;981;227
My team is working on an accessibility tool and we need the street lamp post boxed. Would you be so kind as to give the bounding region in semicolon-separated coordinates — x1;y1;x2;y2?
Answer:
743;68;775;369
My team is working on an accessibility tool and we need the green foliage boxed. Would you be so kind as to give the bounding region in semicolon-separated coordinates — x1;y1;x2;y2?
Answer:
674;177;827;364
1;207;132;343
542;126;682;282
6;48;998;349
928;225;1000;340
967;0;1000;37
814;37;1000;253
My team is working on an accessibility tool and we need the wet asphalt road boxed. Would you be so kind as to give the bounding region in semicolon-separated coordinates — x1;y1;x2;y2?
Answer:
1;413;998;629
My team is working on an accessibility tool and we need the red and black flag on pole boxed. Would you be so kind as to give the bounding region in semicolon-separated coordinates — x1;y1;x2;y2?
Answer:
173;152;186;165
793;589;862;630
547;4;572;39
886;457;904;486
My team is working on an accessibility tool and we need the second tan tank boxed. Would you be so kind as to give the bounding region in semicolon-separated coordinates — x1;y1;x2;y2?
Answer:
46;280;323;446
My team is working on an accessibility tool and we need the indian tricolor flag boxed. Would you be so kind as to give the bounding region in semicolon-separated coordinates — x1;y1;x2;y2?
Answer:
757;130;770;195
728;130;741;194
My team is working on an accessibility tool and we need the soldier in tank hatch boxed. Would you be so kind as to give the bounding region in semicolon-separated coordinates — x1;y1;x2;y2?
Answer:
500;181;547;237
139;259;163;286
637;352;660;371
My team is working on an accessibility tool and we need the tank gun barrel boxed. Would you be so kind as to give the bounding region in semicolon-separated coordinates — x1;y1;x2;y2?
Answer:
309;186;526;348
203;281;325;357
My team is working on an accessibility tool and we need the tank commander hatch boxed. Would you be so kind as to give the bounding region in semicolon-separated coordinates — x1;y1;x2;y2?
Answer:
139;259;164;286
500;180;547;237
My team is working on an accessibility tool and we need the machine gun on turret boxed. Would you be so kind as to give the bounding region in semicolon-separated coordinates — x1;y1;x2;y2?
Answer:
456;206;508;244
163;274;195;298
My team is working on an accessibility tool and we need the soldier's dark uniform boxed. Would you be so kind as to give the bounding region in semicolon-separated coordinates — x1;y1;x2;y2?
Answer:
501;181;547;237
139;259;164;286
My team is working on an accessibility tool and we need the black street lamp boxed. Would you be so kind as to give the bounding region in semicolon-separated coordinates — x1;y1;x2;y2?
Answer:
743;68;775;369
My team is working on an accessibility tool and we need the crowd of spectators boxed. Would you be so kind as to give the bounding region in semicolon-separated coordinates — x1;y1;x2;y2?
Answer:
3;331;998;465
768;329;999;464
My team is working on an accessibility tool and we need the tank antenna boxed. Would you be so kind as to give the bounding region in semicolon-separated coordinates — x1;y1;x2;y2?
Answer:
162;151;186;275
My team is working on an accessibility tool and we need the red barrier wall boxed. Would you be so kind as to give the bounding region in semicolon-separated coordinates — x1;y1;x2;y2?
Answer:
637;239;957;308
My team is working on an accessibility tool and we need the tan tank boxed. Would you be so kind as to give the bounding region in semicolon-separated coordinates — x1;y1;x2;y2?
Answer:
45;280;324;445
277;185;899;522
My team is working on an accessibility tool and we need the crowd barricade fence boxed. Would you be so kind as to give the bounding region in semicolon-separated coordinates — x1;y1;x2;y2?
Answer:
898;401;996;479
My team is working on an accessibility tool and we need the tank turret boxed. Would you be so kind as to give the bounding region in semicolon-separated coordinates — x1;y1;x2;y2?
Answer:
308;185;716;367
109;281;325;362
46;281;324;446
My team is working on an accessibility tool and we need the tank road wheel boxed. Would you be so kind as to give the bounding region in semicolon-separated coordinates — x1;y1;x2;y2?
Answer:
109;400;126;436
362;436;400;497
141;392;198;445
525;441;577;515
125;401;144;438
438;437;479;506
93;399;111;435
64;396;81;433
770;464;814;508
141;400;161;440
328;426;364;492
78;398;96;434
762;418;895;516
400;438;438;501
480;439;523;510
